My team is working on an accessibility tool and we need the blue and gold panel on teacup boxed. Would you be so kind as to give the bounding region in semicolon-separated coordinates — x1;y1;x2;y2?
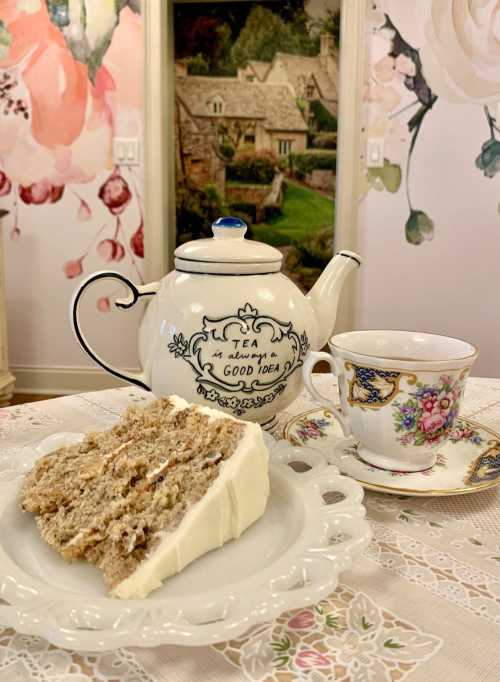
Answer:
465;439;500;486
346;363;417;410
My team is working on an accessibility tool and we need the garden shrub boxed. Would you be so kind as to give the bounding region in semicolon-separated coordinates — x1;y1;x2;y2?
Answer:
285;226;334;290
264;205;282;221
227;150;277;184
219;142;235;160
289;151;336;179
311;132;337;149
229;201;257;223
176;182;225;244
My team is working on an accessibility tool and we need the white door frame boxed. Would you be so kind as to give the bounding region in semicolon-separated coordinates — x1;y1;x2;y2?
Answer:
142;0;365;329
142;0;176;280
334;0;366;332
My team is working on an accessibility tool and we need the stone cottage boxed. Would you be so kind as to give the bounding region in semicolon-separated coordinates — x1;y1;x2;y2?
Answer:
175;73;308;193
238;33;339;123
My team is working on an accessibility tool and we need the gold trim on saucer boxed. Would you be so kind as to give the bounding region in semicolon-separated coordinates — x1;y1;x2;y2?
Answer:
283;411;500;497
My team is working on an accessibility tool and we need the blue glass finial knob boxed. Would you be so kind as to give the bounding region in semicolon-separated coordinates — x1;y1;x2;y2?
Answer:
212;216;247;229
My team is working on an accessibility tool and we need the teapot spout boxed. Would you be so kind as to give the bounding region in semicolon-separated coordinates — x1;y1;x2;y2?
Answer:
306;250;361;349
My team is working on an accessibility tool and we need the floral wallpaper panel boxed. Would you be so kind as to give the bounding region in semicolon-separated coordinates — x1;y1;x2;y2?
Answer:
363;0;500;245
0;0;144;368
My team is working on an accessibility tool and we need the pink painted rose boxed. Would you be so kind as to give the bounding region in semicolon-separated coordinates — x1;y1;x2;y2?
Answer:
374;55;396;83
0;170;11;196
422;397;437;413
63;258;83;279
395;53;417;77
99;171;132;215
367;83;401;112
19;180;64;205
419;412;446;433
97;297;111;313
130;221;144;258
0;4;142;189
288;610;316;630
294;649;331;669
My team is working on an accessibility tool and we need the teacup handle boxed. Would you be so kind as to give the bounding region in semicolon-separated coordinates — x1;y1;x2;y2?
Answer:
302;351;352;437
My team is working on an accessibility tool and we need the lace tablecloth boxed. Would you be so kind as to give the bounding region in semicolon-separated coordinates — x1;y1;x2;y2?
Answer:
1;376;500;682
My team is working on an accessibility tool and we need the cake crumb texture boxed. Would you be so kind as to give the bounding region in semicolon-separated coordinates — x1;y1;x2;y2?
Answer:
21;398;244;589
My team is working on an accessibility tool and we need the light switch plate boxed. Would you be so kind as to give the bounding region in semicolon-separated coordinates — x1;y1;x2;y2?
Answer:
113;138;141;166
366;137;385;168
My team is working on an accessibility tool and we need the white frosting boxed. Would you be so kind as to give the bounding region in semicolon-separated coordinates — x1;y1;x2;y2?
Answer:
111;396;269;599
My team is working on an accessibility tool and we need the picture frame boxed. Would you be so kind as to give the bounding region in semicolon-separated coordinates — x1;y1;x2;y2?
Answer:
142;0;365;330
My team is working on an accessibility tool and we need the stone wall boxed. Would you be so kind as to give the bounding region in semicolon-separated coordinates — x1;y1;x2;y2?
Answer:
305;169;335;192
226;184;271;206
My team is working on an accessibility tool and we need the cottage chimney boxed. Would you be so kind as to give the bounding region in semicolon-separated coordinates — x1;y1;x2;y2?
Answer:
320;32;334;57
175;61;188;77
319;32;336;76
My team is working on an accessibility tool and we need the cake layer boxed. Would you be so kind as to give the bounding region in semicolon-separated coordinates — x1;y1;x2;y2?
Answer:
21;396;269;598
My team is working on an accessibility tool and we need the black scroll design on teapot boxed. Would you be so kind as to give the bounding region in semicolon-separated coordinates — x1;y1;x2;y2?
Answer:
167;303;310;415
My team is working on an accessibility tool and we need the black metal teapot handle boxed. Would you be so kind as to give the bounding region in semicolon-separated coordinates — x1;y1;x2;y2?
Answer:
70;271;159;391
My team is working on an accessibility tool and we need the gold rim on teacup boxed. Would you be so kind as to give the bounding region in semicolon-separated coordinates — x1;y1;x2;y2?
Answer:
329;330;478;371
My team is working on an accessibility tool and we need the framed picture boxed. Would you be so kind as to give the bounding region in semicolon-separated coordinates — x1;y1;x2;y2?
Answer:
143;0;364;325
174;0;338;291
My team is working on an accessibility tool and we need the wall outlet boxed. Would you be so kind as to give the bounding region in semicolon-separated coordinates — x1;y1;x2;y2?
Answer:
113;138;141;166
366;138;385;168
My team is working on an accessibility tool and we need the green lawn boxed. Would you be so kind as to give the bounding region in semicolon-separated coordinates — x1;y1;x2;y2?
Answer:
251;181;334;247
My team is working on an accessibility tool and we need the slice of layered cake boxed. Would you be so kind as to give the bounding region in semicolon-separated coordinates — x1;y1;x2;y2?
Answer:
21;396;269;598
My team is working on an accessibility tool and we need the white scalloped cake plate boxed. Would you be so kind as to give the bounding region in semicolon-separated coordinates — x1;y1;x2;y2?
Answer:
0;432;371;651
284;408;500;497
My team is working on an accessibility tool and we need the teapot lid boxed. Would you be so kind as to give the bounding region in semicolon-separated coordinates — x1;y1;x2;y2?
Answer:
174;217;283;275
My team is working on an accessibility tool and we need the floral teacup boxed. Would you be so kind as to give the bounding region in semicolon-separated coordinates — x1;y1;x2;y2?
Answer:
302;331;478;472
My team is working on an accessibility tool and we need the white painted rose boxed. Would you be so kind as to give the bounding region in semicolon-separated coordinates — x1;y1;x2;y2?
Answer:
421;0;500;104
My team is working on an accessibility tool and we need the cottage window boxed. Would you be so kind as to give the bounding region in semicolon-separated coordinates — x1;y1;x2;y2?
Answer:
278;139;293;155
244;133;256;145
210;96;224;115
306;84;315;98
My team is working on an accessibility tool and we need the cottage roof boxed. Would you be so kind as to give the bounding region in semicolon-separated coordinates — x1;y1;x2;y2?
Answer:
272;53;338;101
248;60;271;82
176;76;308;132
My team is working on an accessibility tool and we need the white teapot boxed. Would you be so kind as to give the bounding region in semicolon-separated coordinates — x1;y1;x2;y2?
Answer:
71;217;361;427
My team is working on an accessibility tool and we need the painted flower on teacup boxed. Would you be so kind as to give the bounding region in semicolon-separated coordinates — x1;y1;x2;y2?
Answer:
393;375;464;447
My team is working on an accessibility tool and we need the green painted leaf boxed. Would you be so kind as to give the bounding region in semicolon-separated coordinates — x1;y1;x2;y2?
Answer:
361;616;372;630
491;556;500;562
270;636;291;653
405;209;435;246
273;654;290;667
46;0;137;83
367;160;402;194
428;521;443;528
0;20;11;60
326;614;341;629
384;638;405;649
469;538;482;546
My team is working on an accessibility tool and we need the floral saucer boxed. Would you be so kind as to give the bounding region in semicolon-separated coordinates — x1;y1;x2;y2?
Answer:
284;408;500;496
